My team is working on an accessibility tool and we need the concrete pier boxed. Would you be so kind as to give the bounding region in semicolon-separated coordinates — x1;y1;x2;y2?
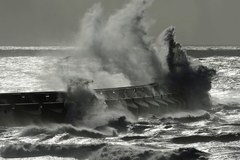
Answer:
0;83;185;123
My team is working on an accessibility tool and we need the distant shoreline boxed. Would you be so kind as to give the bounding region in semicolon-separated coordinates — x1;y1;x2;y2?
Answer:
0;46;239;58
185;46;240;57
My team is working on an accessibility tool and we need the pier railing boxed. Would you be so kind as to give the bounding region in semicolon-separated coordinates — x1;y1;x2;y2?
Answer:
0;83;185;117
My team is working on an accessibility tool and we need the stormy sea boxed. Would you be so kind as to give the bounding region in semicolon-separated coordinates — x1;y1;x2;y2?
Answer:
0;1;239;160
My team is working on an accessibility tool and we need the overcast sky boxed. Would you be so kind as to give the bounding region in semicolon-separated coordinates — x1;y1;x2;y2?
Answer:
0;0;239;46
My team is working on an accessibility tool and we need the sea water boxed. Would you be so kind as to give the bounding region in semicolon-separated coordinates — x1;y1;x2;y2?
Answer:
0;48;239;160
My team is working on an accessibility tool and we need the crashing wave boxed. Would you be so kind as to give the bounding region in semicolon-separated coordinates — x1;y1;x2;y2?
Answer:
172;132;240;144
0;0;216;129
160;27;216;109
1;143;209;159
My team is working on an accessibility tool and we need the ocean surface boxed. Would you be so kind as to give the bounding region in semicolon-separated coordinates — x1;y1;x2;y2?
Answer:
0;48;239;160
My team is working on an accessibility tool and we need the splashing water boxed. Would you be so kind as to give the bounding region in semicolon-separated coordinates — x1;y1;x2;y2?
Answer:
59;0;164;88
64;78;135;128
48;0;216;132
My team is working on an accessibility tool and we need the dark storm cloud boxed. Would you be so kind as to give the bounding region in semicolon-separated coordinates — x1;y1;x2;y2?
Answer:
0;0;239;46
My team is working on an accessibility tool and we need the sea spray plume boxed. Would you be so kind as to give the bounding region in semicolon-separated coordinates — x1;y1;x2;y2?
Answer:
100;0;159;85
76;3;103;54
159;27;216;109
59;1;159;128
60;0;161;88
155;26;175;74
60;3;131;88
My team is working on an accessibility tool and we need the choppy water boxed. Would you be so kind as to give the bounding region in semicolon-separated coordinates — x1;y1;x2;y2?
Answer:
0;52;239;159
